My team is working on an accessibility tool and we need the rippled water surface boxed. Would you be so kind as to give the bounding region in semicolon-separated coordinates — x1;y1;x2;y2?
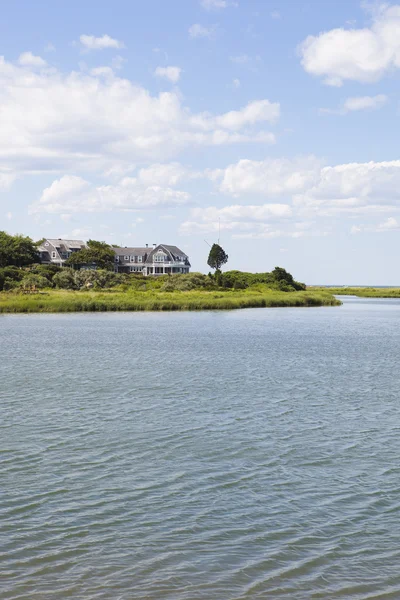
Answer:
2;298;400;599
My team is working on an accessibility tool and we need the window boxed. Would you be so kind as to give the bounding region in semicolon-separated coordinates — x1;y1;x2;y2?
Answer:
115;256;119;262
130;256;135;262
52;252;56;258
124;256;129;261
45;242;49;247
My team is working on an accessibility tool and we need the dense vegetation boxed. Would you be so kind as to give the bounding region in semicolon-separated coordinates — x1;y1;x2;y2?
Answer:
0;231;39;268
0;267;340;312
0;265;306;293
0;230;341;312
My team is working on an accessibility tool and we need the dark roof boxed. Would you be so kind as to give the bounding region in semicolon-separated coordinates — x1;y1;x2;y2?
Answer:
113;247;148;256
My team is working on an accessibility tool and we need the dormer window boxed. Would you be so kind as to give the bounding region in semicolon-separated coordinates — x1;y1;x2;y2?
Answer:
124;255;129;261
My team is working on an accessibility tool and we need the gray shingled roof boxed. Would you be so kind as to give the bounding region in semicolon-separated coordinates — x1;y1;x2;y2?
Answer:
46;239;86;249
113;247;148;256
159;245;188;258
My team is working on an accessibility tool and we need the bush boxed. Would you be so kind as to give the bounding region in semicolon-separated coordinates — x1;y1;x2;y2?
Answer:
28;264;62;282
74;269;127;289
161;273;214;292
53;269;77;290
20;274;51;290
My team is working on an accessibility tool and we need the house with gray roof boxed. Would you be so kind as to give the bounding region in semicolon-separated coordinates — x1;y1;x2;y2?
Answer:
113;243;190;276
38;239;87;267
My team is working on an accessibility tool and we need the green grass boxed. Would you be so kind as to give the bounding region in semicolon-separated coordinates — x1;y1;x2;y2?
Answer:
0;287;341;313
311;287;400;298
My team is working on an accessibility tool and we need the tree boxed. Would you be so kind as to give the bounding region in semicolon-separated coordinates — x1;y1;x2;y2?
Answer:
65;240;115;271
0;231;39;268
207;244;228;272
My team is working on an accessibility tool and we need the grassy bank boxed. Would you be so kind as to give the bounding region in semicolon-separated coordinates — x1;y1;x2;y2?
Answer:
0;288;341;313
312;287;400;298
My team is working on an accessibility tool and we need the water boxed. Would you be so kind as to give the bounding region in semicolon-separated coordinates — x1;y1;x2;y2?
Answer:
2;298;400;599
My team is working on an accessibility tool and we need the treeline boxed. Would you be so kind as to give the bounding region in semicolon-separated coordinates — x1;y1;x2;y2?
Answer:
0;230;305;293
160;269;305;292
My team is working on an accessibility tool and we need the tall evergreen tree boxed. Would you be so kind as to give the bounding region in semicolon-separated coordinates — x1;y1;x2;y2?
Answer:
207;243;228;272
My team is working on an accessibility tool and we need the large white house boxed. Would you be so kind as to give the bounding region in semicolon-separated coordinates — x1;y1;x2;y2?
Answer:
38;239;190;276
113;244;190;276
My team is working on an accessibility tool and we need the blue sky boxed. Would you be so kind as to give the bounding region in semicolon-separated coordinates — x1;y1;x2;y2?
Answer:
1;0;400;284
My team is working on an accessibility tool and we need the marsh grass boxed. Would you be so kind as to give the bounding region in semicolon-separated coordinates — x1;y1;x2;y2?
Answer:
311;287;400;298
0;287;341;313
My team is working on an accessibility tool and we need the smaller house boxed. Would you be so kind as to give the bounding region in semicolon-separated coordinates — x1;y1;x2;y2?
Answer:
38;239;87;267
113;243;190;276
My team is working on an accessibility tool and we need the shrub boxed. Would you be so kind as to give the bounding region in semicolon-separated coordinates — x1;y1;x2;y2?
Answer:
20;274;51;289
74;269;127;289
53;269;77;290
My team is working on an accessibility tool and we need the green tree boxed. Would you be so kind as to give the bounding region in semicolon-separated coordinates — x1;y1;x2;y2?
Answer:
0;231;39;268
207;244;228;272
65;240;115;271
52;269;77;290
20;274;51;290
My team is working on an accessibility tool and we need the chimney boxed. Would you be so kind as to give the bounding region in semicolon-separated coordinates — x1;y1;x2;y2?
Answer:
146;243;148;248
153;243;156;249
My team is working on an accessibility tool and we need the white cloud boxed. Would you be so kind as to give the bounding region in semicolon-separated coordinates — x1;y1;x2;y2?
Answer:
351;217;400;233
154;66;182;83
229;54;262;71
79;34;125;50
233;78;241;88
180;203;293;237
211;156;321;196
191;203;292;221
206;157;400;236
189;24;216;38
200;0;237;9
18;52;46;67
137;163;193;186
299;5;400;85
343;94;388;112
293;161;400;218
31;174;190;214
214;99;279;129
320;94;388;115
0;56;279;181
0;171;17;190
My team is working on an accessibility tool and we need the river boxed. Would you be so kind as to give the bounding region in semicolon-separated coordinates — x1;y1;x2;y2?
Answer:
2;297;400;599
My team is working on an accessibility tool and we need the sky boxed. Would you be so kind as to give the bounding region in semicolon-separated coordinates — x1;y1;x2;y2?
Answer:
1;0;400;284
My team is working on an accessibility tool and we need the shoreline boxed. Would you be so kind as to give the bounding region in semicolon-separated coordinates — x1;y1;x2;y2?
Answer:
311;287;400;298
0;289;341;313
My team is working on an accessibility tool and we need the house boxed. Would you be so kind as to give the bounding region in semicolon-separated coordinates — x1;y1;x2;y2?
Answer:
113;243;190;276
38;239;87;267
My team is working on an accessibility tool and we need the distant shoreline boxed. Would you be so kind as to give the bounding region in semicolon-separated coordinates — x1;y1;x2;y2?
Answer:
311;287;400;298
